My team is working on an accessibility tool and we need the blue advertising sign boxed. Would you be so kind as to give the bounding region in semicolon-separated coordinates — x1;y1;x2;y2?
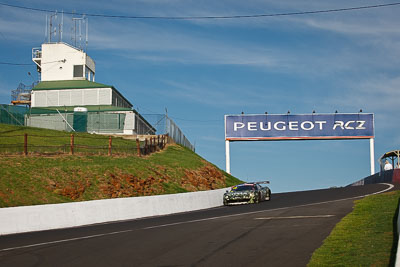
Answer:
225;113;374;141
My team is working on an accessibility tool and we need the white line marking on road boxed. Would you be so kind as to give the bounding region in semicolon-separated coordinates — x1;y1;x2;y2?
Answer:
254;215;335;220
0;229;134;252
367;183;393;195
0;183;394;253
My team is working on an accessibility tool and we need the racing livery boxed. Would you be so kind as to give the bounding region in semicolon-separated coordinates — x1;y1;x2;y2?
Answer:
223;181;271;206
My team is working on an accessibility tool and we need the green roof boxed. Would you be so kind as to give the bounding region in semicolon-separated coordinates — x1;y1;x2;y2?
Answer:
32;80;112;90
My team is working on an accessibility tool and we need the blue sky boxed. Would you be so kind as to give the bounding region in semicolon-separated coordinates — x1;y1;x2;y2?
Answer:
1;0;400;193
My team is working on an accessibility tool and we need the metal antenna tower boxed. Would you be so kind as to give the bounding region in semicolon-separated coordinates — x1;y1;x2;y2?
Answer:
46;11;64;43
71;15;88;51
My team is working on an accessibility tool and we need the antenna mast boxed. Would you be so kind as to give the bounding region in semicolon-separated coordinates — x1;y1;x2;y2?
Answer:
47;11;64;43
71;15;88;51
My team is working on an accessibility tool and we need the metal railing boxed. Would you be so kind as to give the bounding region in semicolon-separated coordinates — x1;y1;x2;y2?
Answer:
142;114;194;151
32;47;42;59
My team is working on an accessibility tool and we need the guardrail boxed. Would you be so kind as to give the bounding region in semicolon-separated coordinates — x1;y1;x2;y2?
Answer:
0;188;227;235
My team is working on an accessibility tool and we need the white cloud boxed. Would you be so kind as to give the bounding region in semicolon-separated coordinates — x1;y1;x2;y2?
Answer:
2;1;399;78
341;75;400;111
0;8;45;42
298;17;400;36
88;19;280;67
156;80;242;107
317;74;400;133
155;78;316;110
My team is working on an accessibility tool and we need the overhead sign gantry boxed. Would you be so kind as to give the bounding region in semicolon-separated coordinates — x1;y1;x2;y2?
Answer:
224;113;375;175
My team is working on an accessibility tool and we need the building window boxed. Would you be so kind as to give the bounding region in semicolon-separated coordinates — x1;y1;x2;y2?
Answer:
85;66;95;81
73;65;84;78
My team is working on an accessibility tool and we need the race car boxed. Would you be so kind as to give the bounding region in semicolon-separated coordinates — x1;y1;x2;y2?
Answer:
223;181;271;206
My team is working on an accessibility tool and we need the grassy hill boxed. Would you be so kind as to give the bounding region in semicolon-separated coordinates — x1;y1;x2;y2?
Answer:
308;190;400;266
0;123;242;207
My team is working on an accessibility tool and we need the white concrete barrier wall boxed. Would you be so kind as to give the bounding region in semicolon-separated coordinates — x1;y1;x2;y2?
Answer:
0;188;227;236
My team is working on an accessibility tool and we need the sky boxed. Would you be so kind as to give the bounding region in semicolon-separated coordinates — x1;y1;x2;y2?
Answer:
1;0;400;193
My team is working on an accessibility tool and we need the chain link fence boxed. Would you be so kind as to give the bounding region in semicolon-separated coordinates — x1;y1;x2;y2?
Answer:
142;114;194;151
0;105;194;152
0;104;27;126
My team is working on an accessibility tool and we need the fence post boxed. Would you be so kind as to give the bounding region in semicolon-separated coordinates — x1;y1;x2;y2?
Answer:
150;137;154;153
136;138;141;157
24;133;28;156
70;134;74;155
108;136;112;156
157;135;160;150
145;138;148;155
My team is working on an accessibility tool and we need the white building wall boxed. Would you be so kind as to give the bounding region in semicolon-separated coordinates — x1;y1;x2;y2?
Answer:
47;91;58;106
59;90;70;106
40;43;95;82
31;88;113;107
33;91;47;107
26;114;73;132
71;90;83;106
123;112;135;135
99;89;111;104
83;89;98;105
86;55;96;76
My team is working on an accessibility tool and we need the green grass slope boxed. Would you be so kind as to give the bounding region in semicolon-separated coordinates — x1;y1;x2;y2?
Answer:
0;123;139;154
308;190;400;266
0;124;242;207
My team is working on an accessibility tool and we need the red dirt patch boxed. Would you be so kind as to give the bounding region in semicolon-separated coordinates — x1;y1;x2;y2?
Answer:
100;170;168;198
47;178;91;200
45;163;226;201
182;164;225;191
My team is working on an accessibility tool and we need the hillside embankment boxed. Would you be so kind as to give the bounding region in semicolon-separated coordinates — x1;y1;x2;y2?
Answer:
0;124;242;207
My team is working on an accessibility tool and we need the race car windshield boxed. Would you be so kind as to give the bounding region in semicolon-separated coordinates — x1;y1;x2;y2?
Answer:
232;185;254;191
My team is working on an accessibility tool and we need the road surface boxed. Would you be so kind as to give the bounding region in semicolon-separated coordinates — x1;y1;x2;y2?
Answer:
0;183;395;267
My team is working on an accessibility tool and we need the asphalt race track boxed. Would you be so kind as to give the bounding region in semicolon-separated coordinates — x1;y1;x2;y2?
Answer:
0;183;397;267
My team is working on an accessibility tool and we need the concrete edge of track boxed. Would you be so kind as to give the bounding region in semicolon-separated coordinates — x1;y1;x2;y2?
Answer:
0;183;395;238
0;187;228;236
0;183;394;254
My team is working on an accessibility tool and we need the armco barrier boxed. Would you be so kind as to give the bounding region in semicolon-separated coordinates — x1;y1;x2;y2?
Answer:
0;188;227;236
